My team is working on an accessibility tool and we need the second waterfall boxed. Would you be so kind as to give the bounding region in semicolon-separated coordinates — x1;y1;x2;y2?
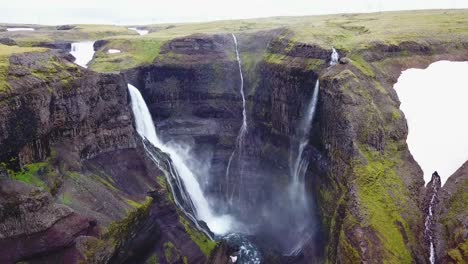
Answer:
225;33;248;206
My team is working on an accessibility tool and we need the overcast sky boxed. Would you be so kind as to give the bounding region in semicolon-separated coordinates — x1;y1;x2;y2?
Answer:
395;61;468;185
0;0;466;25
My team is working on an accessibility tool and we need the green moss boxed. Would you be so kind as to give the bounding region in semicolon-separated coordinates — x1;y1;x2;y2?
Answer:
89;38;165;72
81;197;154;263
391;110;401;121
164;242;180;263
353;144;413;263
60;192;73;205
373;81;388;95
178;215;217;257
263;53;286;65
82;237;106;263
447;241;468;264
338;229;361;263
305;58;326;71
443;180;468;221
263;52;325;71
0;44;46;92
9;162;49;188
104;197;153;244
126;199;142;208
92;174;119;192
146;254;159;264
349;54;375;78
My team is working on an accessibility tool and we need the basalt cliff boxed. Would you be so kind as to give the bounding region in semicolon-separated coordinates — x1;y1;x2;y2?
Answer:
0;9;467;264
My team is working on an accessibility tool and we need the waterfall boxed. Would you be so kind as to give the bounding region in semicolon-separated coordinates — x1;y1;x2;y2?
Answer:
425;173;440;264
129;27;149;36
329;47;339;66
128;83;233;235
225;33;248;205
285;79;319;255
291;80;320;185
70;41;96;68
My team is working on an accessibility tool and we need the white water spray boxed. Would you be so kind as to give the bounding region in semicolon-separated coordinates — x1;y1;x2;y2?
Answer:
225;33;248;205
70;41;96;68
291;80;320;185
128;83;233;235
286;80;319;255
330;47;339;66
129;27;149;36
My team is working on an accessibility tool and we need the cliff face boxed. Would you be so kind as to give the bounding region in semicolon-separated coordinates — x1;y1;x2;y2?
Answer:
0;50;212;264
317;41;468;263
124;32;328;256
0;51;137;169
124;30;468;263
435;162;468;264
1;11;468;263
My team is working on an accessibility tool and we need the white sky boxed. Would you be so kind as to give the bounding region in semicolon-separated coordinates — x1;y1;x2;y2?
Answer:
0;0;467;25
394;61;468;186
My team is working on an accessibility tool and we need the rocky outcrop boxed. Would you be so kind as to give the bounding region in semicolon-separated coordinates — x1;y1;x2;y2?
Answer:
56;25;76;31
31;41;72;51
80;143;212;264
0;179;98;263
0;51;137;170
94;40;109;51
435;162;468;264
0;38;17;46
0;49;212;264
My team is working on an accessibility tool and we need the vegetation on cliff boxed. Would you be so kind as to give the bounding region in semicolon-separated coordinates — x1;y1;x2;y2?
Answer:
0;9;467;264
89;38;165;72
0;44;45;92
437;163;468;264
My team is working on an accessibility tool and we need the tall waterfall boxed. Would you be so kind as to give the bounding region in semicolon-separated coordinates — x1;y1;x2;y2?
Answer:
330;47;339;66
286;79;320;255
128;84;233;235
225;33;248;205
70;41;96;68
290;80;320;188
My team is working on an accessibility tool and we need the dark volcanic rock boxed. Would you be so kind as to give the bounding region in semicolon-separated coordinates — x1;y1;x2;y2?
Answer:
0;49;213;264
56;25;75;30
0;51;137;169
94;40;109;51
435;162;468;264
0;37;17;46
0;180;97;263
31;41;72;51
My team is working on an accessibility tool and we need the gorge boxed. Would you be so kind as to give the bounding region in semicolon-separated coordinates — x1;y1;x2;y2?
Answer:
0;9;467;264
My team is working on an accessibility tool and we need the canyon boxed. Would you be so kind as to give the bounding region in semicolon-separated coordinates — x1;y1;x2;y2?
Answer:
0;9;467;264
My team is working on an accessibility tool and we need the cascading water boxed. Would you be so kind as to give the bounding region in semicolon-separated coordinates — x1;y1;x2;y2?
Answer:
128;83;233;235
425;172;440;264
70;41;96;68
290;80;320;189
329;47;339;66
225;33;248;205
286;79;320;255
